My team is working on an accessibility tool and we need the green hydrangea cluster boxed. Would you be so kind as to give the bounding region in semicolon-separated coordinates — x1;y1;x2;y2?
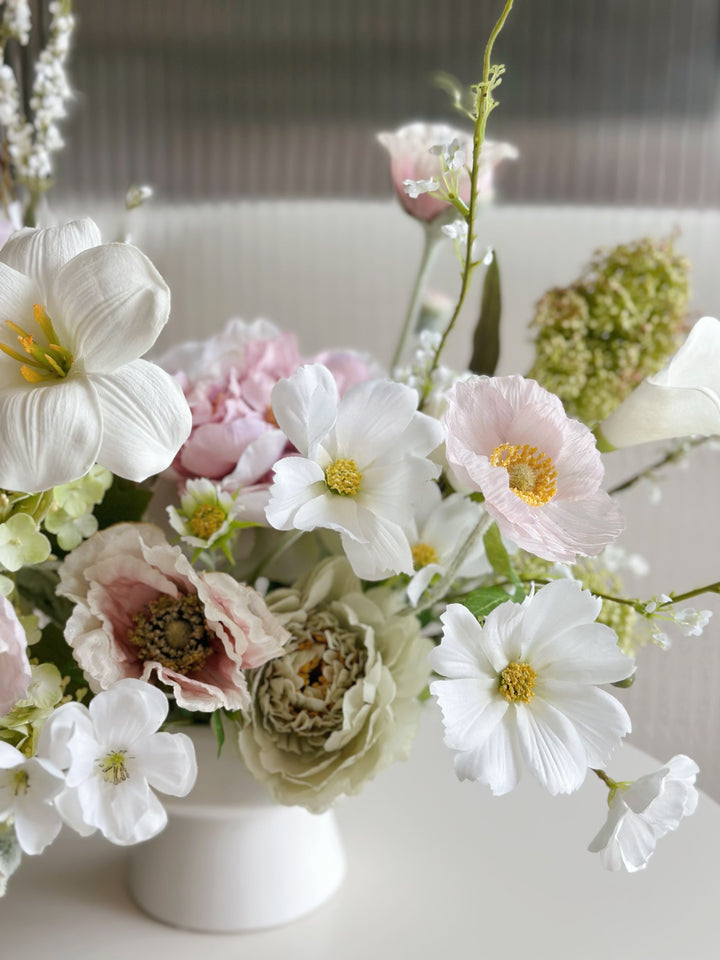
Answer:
527;236;690;425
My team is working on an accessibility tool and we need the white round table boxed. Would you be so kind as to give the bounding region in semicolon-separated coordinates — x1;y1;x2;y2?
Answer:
2;708;717;959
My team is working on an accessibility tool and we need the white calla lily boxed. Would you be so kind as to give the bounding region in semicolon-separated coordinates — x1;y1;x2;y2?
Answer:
0;218;191;492
601;316;720;448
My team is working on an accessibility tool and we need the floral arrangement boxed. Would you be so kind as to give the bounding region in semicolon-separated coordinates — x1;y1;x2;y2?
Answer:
0;0;717;894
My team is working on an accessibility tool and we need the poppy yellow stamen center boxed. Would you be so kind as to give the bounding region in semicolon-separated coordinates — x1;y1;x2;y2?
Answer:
412;542;439;569
325;458;362;496
98;750;130;785
0;305;74;383
189;504;226;540
499;661;537;703
490;443;558;506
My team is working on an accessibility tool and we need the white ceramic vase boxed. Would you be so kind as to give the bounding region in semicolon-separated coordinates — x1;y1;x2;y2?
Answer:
127;724;346;932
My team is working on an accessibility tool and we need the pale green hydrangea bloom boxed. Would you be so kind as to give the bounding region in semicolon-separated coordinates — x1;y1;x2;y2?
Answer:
0;663;66;755
0;514;51;572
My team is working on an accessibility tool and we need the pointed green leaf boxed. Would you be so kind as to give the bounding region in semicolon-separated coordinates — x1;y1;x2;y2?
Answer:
460;585;516;620
468;250;501;376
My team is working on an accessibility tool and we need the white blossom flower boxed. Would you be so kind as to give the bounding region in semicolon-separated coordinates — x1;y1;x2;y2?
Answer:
403;177;440;198
0;741;64;855
429;579;634;795
602;316;720;447
642;594;712;649
266;364;444;580
38;679;197;846
0;218;191;492
167;478;244;551
588;755;699;872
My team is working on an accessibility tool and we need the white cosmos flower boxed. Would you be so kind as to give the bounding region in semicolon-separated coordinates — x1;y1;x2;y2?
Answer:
266;363;444;580
588;755;699;872
429;579;634;795
406;486;490;606
0;218;191;492
602;316;720;447
0;741;64;855
37;678;197;846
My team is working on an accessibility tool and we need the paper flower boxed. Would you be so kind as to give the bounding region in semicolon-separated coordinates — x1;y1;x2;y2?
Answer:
37;679;197;845
238;557;432;812
266;363;444;580
429;579;634;795
443;375;624;562
0;596;32;717
0;218;191;492
377;122;517;222
601;315;720;447
588;755;699;872
58;523;289;712
0;741;64;854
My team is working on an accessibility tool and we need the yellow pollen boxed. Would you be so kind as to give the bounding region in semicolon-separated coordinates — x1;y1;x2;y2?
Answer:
490;443;558;506
97;750;130;785
412;542;439;569
0;305;73;382
499;661;537;703
189;503;226;540
325;458;362;496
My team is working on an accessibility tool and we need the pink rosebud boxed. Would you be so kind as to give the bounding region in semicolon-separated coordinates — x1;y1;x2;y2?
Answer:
0;595;31;716
377;122;518;223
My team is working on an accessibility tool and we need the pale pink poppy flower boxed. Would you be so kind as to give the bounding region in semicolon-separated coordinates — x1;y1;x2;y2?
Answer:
377;122;518;222
58;523;289;712
443;375;624;562
0;595;31;716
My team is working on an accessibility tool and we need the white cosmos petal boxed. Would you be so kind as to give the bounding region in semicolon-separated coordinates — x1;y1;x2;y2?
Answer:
520;579;601;654
265;456;327;530
406;562;441;606
0;377;102;492
453;711;522;795
334;379;421;464
91;360;192;480
271;363;338;458
536;683;631;768
430;603;499;679
430;678;507;751
340;510;413;579
88;679;168;745
515;699;587;795
133;731;197;796
531;622;634;685
48;243;170;372
0;219;101;300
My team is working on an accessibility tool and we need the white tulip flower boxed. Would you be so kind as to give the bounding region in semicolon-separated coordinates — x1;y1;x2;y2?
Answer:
0;741;64;855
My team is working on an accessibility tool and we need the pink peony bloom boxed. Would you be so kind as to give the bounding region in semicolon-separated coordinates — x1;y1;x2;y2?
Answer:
377;122;518;223
159;319;379;515
443;375;624;562
0;596;31;716
57;523;289;712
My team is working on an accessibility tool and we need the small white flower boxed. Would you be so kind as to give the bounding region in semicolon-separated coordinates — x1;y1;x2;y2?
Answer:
403;177;440;198
167;477;243;550
266;364;443;580
643;595;712;648
588;755;699;872
0;741;64;855
429;579;634;795
430;138;466;171
38;678;197;846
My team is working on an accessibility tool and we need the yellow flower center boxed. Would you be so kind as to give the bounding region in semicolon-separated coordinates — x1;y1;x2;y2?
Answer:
490;443;558;506
189;503;226;540
499;661;537;703
0;304;74;383
325;458;362;496
97;750;130;785
412;542;439;569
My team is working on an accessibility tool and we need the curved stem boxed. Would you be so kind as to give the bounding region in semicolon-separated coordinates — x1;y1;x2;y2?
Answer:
608;437;710;496
391;224;443;370
416;511;492;613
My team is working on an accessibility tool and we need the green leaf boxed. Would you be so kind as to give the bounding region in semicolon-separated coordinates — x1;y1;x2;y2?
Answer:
94;477;153;529
483;523;514;580
32;622;87;699
15;565;72;627
212;710;225;757
468;250;501;376
460;585;516;620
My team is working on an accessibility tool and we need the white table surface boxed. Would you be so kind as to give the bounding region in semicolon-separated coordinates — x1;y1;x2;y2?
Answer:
2;707;717;960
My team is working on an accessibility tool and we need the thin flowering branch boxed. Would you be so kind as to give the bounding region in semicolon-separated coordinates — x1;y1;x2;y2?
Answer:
422;0;514;401
607;436;710;497
415;510;493;613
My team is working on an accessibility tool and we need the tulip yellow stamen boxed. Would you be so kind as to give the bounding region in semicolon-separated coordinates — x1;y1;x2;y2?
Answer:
490;443;558;506
412;542;439;569
499;661;537;703
0;305;74;382
98;750;130;785
189;504;226;540
325;458;362;496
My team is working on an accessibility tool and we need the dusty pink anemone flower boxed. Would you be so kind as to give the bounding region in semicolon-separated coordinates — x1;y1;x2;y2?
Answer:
158;319;379;517
57;523;289;712
0;595;31;716
443;375;623;562
377;122;518;223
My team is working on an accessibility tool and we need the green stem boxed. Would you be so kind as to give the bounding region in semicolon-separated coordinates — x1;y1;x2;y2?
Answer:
416;511;492;613
391;224;443;370
608;437;710;496
668;582;720;604
423;0;514;392
249;530;304;581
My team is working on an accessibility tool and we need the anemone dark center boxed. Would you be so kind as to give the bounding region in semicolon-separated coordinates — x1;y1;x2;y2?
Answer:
128;592;214;673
